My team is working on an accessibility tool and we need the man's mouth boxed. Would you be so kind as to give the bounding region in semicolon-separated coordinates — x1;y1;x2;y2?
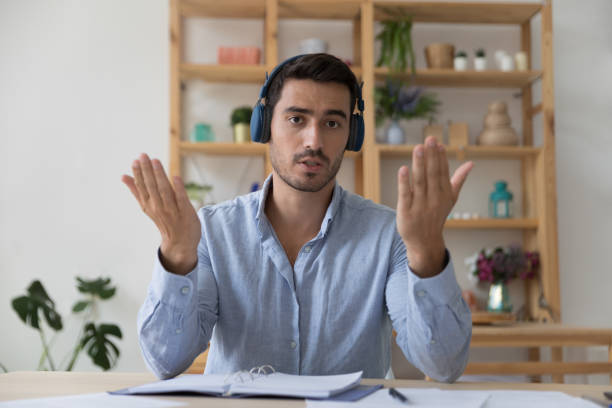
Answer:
299;159;322;171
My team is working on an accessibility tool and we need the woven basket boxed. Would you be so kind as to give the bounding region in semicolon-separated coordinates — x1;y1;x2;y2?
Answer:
425;43;455;69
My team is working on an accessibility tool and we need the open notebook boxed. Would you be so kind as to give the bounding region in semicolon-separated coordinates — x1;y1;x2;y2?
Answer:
111;370;363;399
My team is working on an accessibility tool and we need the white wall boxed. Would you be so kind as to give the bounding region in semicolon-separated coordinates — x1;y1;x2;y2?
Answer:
1;0;611;381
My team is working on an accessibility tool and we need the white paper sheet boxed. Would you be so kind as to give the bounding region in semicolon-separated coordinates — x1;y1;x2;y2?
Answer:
306;388;601;408
0;392;185;408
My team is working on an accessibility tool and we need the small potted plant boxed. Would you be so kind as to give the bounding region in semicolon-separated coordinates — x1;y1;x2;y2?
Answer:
230;106;252;143
375;79;440;144
454;50;468;71
465;245;539;313
474;48;487;71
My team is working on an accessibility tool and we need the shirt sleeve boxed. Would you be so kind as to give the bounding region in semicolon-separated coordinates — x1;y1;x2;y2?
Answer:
385;232;472;383
137;242;219;379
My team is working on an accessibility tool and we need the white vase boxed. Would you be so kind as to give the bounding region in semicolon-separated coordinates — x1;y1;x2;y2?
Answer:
474;57;487;71
386;121;405;145
454;57;468;71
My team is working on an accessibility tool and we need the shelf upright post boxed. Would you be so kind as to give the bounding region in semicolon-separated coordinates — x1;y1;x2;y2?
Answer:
361;0;379;203
169;0;183;179
263;0;279;177
353;10;364;196
535;0;561;323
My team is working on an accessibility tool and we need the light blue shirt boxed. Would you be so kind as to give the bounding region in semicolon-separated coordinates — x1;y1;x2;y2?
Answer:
138;175;471;381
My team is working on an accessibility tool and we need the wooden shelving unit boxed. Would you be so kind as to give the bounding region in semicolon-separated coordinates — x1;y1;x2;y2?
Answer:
169;0;559;323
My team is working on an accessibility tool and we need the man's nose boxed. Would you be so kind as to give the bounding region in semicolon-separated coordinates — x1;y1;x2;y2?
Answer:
303;122;323;151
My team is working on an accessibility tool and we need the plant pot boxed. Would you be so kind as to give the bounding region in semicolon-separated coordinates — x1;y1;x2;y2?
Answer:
233;123;251;143
386;121;405;145
487;282;513;313
425;43;454;69
500;54;514;71
474;57;487;71
453;57;468;71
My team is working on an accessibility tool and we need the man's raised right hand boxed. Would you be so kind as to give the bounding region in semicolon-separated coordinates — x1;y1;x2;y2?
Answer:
121;153;201;275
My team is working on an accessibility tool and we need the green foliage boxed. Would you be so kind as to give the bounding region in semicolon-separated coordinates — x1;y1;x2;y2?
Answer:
184;182;213;202
374;80;440;127
230;106;253;126
475;48;486;58
76;277;115;299
12;281;62;331
10;277;122;372
376;11;416;75
81;323;122;371
456;50;467;58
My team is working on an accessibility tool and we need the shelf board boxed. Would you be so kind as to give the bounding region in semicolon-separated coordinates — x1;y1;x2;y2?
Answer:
445;218;538;229
378;144;540;160
375;68;542;88
374;2;541;25
180;0;266;18
279;0;361;19
180;142;268;156
181;64;268;83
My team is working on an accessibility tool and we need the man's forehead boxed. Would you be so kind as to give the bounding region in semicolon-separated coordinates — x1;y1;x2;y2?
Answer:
277;79;351;111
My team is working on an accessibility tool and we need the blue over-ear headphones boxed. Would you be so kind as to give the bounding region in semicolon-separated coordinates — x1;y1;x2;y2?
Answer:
250;55;365;152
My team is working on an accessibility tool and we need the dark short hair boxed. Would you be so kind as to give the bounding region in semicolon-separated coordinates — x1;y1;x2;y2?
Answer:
266;53;359;118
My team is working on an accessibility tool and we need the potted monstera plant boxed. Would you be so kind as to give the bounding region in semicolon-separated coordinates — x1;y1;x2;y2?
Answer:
10;277;122;371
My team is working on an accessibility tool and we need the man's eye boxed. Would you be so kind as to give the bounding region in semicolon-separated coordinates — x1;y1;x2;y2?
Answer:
326;120;339;129
289;116;302;124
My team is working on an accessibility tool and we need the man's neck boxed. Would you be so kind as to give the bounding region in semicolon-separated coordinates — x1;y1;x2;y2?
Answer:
265;173;335;242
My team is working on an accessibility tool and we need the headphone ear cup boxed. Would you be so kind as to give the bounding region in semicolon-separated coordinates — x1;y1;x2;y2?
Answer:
261;105;272;143
346;113;364;152
250;102;265;143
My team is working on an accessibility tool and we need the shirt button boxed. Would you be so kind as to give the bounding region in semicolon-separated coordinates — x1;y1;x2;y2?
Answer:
290;341;297;349
181;286;190;295
175;328;182;334
417;290;426;297
304;246;312;253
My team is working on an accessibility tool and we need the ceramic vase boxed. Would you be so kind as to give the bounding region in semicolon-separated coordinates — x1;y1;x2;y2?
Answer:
487;282;512;313
478;101;519;146
386;121;405;145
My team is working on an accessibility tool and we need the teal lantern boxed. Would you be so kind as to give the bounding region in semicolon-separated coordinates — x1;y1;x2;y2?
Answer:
489;181;513;218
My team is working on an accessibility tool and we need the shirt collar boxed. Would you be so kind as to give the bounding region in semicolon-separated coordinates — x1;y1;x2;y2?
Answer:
255;174;343;237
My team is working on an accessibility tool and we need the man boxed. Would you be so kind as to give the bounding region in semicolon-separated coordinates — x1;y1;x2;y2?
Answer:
122;53;473;381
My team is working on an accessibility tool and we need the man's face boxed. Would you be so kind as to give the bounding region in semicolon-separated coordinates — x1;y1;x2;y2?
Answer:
268;79;351;193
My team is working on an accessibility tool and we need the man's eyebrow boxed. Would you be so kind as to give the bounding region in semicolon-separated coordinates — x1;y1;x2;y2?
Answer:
283;106;347;120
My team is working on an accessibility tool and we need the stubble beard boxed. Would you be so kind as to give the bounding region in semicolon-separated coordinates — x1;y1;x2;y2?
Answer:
270;146;344;193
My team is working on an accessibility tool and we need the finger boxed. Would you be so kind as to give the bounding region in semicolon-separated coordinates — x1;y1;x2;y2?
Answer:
172;175;193;213
151;159;178;212
131;160;149;202
438;143;452;196
121;174;142;205
396;165;412;211
450;161;474;201
411;144;426;203
139;153;163;207
424;136;441;196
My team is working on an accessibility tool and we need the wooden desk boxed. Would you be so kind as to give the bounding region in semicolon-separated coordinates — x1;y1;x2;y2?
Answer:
2;371;612;407
468;323;612;383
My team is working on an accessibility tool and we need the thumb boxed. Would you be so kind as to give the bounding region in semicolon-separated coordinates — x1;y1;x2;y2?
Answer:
450;161;474;201
172;176;191;210
397;165;412;211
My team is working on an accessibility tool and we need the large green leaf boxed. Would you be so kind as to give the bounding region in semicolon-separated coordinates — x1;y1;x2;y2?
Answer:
11;280;63;331
81;323;122;370
76;277;116;300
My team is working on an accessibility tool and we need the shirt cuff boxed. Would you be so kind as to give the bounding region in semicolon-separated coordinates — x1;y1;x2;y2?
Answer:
408;250;462;306
150;248;198;309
